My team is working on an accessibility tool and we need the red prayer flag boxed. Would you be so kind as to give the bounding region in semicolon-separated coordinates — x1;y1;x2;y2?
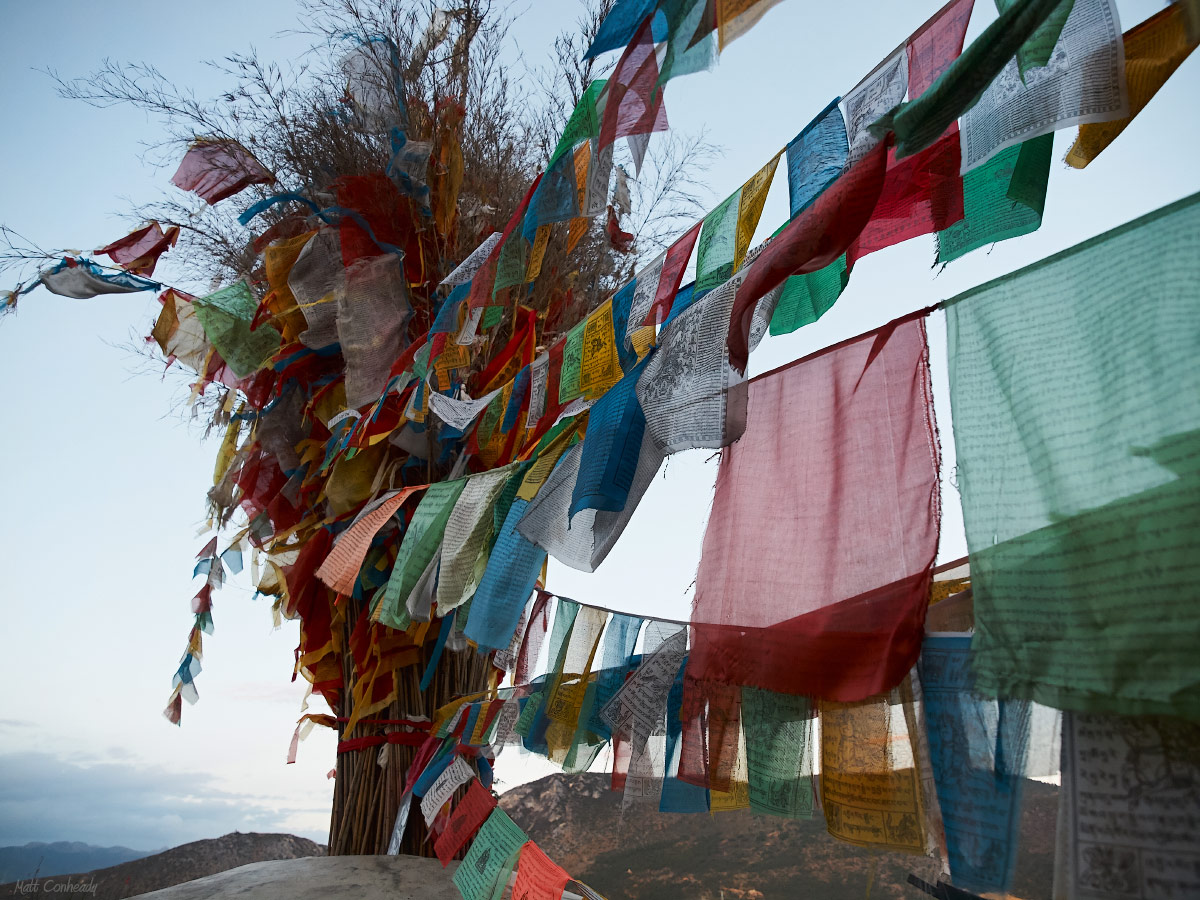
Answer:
433;778;496;865
729;139;890;372
512;842;571;900
846;124;964;266
598;16;669;149
689;313;940;703
646;221;701;328
907;0;975;98
476;307;538;395
95;221;179;276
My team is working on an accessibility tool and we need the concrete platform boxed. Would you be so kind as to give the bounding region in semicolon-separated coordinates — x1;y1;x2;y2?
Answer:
131;854;460;899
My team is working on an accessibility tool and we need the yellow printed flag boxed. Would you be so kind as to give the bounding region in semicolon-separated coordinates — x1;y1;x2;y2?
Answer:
1066;4;1197;168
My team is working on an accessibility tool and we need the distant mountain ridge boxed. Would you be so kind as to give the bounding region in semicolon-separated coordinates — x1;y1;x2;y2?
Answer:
0;833;323;899
0;842;151;882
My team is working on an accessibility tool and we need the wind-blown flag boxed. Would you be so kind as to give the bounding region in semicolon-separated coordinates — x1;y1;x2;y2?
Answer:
95;221;179;276
35;257;160;299
598;16;669;150
689;313;941;702
1065;2;1198;169
171;139;274;205
946;192;1200;721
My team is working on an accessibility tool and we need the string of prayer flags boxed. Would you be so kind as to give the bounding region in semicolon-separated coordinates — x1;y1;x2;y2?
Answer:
598;16;669;150
689;313;940;702
1065;3;1199;169
1058;712;1200;900
95;221;179;276
959;0;1128;172
695;154;779;294
935;133;1052;264
192;281;281;379
170;139;274;205
945;191;1200;721
34;257;160;300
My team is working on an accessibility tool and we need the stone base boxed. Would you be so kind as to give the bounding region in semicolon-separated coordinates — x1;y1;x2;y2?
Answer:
131;854;460;900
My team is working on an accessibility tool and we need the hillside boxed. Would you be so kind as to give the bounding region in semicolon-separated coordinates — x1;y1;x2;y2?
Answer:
498;772;1058;900
0;832;324;899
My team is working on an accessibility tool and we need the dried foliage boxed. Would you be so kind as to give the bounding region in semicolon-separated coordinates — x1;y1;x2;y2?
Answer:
32;0;716;328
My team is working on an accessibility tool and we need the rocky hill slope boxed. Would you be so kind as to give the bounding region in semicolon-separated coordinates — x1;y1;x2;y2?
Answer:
498;772;1057;900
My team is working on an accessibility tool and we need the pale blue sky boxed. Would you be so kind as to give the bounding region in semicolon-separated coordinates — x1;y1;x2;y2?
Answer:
0;0;1195;851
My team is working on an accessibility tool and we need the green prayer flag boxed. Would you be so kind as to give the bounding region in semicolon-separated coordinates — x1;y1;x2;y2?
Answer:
936;133;1052;264
742;686;815;819
377;478;468;630
997;0;1074;77
482;304;505;329
767;255;850;336
549;80;607;165
452;810;527;900
492;233;528;298
192;281;281;378
558;320;586;405
695;190;739;294
946;191;1200;720
514;693;543;738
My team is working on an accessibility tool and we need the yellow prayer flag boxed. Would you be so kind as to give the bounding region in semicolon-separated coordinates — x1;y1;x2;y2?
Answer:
526;225;551;282
1066;5;1197;168
733;153;780;272
578;300;621;399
